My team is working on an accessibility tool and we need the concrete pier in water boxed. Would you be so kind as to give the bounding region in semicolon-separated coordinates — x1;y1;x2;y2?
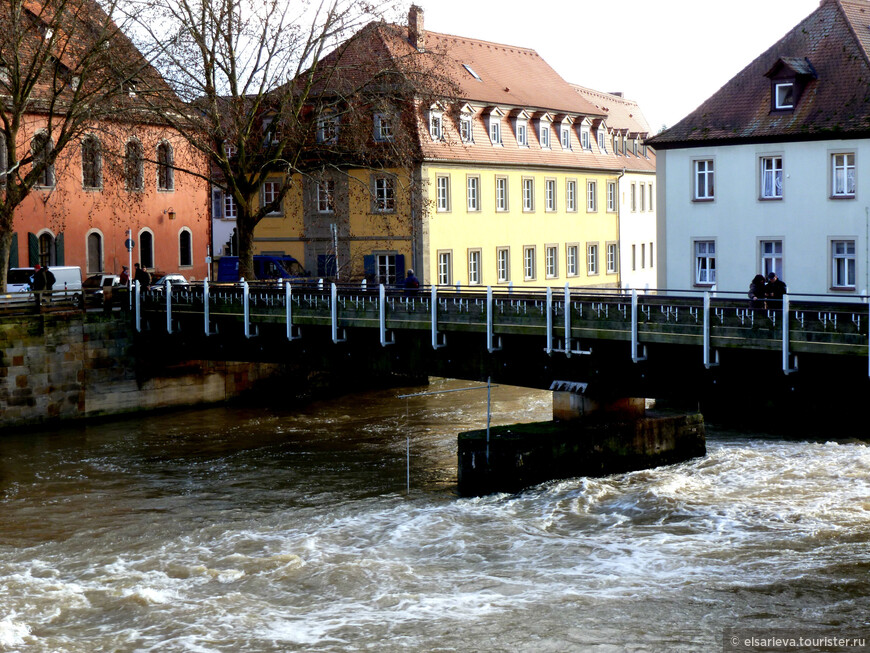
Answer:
457;389;706;496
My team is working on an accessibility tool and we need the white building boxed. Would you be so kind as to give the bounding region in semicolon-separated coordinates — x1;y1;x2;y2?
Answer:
651;0;870;297
573;85;658;291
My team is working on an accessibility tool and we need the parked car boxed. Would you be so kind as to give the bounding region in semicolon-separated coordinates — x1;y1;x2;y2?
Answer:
150;273;189;292
82;273;120;305
4;266;83;304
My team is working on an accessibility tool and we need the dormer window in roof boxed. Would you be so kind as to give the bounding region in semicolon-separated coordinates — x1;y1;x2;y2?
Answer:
511;109;531;147
593;121;607;153
458;104;475;144
429;104;444;140
485;107;505;146
765;57;817;112
577;117;592;151
556;115;573;151
537;113;552;149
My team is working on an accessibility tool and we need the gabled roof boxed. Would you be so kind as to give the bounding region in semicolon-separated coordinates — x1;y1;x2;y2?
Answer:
650;0;870;149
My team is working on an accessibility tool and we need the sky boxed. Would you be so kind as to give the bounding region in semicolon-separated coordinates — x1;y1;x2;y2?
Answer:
411;0;823;133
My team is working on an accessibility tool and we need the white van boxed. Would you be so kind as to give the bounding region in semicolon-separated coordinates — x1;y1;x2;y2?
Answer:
5;266;82;302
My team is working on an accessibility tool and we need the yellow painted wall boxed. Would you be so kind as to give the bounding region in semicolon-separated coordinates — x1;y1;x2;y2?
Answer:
422;164;620;288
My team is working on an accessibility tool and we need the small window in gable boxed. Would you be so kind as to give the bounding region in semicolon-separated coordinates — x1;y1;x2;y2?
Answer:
486;108;504;146
374;113;393;142
458;104;475;144
539;118;551;149
775;83;794;110
429;106;443;140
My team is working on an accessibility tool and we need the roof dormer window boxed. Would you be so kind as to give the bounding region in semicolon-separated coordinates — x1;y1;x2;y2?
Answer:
429;105;443;140
512;110;530;147
765;57;816;113
458;104;475;144
486;107;504;146
775;82;794;110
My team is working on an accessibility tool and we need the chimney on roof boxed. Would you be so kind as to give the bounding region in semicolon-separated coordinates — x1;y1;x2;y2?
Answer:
409;5;425;52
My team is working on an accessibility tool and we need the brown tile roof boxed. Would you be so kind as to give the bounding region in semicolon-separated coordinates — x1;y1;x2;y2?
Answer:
570;85;652;136
649;0;870;149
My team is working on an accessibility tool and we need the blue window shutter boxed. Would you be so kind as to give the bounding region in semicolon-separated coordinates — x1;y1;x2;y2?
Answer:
55;232;64;265
28;232;38;266
9;233;18;268
363;255;375;281
396;254;405;279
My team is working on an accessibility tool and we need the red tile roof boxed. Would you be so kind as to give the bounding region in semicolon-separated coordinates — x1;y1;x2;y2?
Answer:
650;0;870;149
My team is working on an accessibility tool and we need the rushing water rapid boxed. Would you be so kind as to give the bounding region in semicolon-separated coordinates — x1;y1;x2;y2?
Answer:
1;379;869;652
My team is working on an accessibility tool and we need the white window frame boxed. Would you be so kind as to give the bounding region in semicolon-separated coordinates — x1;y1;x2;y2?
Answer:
466;175;480;211
317;115;339;144
373;175;396;213
317;179;335;213
831;239;856;289
516;120;528;147
775;82;795;110
587;180;597;212
497;247;510;283
640;182;646;212
566;244;579;277
261;179;283;216
488;114;502;146
545;179;556;212
436;175;450;212
760;156;783;199
694;159;715;200
545;245;558;279
437;250;452;285
832;153;856;198
523;245;536;281
631;183;637;211
694;240;716;286
648;183;653;211
522;177;534;212
376;253;398;285
597;130;606;152
566;179;577;212
607;181;616;212
606;242;618;274
760;239;783;279
586;243;599;276
374;113;393;142
468;249;481;285
429;109;443;140
495;176;508;212
560;126;571;150
460;113;474;144
539;121;551;149
581;127;591;150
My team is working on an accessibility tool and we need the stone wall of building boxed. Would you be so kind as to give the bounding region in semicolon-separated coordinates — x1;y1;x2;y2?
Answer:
0;313;282;428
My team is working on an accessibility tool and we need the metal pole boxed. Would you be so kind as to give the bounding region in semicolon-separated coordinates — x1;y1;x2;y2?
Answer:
127;229;133;310
486;376;492;464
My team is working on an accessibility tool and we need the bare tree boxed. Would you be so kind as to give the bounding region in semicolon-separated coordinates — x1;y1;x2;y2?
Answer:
0;0;161;288
128;0;453;280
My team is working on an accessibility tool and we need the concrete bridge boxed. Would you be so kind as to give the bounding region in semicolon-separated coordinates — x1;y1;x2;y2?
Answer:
132;280;870;425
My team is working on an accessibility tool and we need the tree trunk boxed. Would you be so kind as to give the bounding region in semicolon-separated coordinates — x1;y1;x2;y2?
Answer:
0;210;15;291
236;212;256;281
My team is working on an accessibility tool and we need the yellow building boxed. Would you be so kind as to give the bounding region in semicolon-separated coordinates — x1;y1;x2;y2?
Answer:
249;7;655;289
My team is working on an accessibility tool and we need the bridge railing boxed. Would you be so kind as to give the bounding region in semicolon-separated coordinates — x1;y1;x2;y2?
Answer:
134;280;870;375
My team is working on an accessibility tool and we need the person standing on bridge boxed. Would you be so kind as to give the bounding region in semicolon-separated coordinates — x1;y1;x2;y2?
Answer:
765;271;787;309
404;268;420;296
749;274;766;311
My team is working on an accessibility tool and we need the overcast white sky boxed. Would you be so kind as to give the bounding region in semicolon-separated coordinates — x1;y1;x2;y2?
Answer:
411;0;822;132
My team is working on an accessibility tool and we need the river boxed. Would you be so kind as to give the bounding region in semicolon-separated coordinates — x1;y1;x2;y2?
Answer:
0;379;868;652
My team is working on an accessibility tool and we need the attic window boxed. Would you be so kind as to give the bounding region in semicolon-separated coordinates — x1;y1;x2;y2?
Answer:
775;82;794;110
462;64;482;81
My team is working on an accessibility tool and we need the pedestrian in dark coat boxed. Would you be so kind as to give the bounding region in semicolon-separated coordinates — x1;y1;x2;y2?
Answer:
765;272;787;308
749;274;766;310
133;263;151;288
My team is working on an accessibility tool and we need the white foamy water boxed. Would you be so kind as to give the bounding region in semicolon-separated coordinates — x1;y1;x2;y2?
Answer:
0;381;868;652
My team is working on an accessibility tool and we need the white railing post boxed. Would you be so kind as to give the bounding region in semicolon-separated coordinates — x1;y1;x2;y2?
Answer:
703;291;719;368
331;282;346;343
134;280;141;332
631;289;647;363
486;286;501;353
545;286;553;355
165;280;173;334
563;284;571;357
242;279;257;339
431;284;445;349
783;294;797;374
379;283;394;346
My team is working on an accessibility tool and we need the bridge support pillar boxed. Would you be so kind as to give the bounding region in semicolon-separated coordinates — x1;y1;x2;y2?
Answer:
552;391;646;422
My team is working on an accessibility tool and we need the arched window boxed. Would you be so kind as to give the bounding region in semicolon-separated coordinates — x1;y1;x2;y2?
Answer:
81;135;102;189
32;132;55;188
125;139;144;191
179;228;192;267
87;232;103;272
156;142;173;191
139;231;154;269
38;233;54;267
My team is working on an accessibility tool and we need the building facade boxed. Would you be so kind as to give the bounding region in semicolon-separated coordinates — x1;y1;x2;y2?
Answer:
239;7;656;289
651;0;870;297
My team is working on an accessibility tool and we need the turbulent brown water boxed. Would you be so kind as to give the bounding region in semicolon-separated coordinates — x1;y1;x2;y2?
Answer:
1;379;869;652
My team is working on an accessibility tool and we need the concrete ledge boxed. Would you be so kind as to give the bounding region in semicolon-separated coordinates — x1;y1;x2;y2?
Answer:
457;412;706;496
